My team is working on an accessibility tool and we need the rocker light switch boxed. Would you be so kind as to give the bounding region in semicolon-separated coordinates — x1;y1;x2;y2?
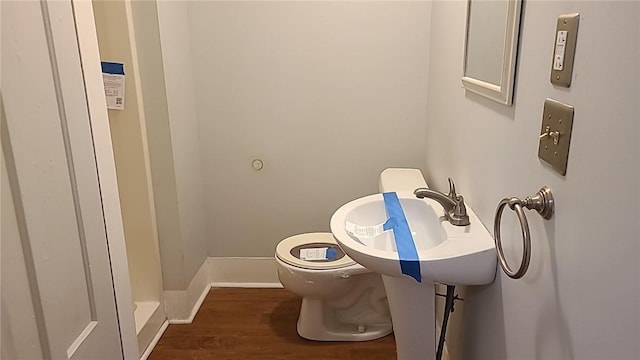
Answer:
550;13;579;87
538;99;574;175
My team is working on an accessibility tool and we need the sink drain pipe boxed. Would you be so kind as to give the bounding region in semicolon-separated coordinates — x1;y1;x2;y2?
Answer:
436;285;456;360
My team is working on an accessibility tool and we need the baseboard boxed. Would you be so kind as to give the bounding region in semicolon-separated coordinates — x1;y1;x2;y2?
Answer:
208;256;281;285
163;257;283;323
167;284;209;324
139;320;168;360
163;259;211;322
212;282;283;289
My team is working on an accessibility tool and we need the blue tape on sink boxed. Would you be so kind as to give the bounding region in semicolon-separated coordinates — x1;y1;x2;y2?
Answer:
383;192;421;283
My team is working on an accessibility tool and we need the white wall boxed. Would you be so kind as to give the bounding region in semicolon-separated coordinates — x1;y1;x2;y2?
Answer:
131;0;185;291
185;1;432;256
152;0;209;290
426;1;639;359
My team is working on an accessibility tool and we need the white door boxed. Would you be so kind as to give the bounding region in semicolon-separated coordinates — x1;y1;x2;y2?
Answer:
1;0;124;359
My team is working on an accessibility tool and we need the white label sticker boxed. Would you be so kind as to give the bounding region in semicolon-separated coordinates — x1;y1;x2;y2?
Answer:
345;221;387;238
102;73;125;110
300;247;328;261
553;30;568;71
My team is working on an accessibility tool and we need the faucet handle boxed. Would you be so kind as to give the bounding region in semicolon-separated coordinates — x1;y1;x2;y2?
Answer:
447;178;458;201
453;195;468;216
450;194;470;226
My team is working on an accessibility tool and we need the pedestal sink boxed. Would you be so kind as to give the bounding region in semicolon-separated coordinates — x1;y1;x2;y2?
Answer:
330;191;496;360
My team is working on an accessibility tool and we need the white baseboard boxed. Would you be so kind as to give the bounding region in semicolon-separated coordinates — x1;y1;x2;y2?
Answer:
163;259;211;322
139;320;168;360
212;282;283;288
163;257;283;323
167;284;210;324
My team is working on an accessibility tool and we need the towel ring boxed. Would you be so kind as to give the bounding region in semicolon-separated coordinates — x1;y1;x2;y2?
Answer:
494;187;554;279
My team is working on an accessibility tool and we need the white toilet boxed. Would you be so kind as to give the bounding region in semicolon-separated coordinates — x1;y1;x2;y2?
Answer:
275;232;392;341
275;168;428;342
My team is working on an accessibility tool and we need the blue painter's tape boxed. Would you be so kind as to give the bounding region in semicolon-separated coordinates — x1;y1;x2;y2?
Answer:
383;217;397;231
382;192;421;283
101;62;125;75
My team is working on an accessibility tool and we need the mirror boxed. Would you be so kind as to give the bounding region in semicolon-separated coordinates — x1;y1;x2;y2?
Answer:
462;0;522;106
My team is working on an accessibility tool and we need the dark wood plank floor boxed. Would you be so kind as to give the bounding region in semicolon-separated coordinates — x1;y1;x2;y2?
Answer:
149;288;397;359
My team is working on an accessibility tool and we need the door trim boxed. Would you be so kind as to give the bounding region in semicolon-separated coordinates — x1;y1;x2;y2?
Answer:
71;1;139;358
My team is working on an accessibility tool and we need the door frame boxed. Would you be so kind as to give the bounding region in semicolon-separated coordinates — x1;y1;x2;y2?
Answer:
72;1;139;358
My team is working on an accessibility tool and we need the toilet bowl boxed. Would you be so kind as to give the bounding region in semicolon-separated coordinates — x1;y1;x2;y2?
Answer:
275;232;392;341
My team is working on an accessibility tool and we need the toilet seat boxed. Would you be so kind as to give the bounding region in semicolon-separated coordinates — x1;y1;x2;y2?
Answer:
276;233;356;270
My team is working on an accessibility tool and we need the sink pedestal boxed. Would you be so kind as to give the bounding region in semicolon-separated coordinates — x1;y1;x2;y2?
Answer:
382;275;436;360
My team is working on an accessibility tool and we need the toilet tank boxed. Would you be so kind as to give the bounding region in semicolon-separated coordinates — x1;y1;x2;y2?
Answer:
378;168;429;193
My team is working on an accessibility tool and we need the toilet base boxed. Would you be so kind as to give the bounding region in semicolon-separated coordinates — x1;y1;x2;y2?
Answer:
296;298;393;341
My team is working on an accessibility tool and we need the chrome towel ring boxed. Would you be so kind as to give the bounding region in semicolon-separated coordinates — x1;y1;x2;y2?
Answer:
494;187;554;279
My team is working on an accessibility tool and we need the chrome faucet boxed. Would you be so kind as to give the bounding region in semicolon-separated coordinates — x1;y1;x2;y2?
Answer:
413;178;470;226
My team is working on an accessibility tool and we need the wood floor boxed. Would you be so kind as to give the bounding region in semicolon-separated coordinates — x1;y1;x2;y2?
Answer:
149;288;397;360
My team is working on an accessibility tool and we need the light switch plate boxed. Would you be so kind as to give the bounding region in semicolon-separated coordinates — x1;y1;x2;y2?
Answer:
538;99;574;175
550;13;579;87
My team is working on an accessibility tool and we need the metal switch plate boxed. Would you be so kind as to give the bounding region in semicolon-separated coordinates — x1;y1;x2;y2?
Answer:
538;99;574;175
550;13;579;87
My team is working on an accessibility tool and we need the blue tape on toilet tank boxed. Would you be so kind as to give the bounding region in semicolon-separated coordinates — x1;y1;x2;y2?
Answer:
382;192;421;283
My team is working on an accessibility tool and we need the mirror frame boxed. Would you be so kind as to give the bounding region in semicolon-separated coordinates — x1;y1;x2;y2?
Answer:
462;0;522;106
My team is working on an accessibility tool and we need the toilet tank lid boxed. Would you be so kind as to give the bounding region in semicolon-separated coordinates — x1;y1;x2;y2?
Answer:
379;168;428;193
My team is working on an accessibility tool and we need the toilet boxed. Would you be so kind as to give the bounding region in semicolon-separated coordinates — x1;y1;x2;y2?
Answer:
275;168;428;341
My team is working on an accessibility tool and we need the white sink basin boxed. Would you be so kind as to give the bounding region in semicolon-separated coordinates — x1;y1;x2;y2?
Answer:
330;190;497;360
330;191;496;285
